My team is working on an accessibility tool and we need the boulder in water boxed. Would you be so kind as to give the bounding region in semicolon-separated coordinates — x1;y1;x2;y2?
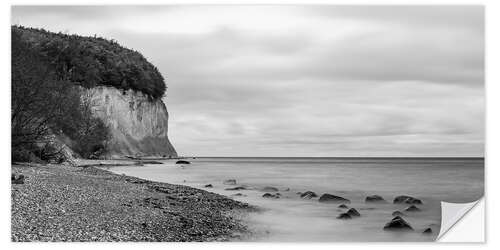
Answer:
223;179;237;185
175;160;191;164
392;211;405;216
140;161;163;164
393;195;423;204
383;216;413;231
404;205;421;212
262;193;280;199
338;204;349;209
336;213;352;220
300;191;318;199
318;193;351;204
260;186;279;192
225;186;247;191
347;208;361;217
204;184;213;188
365;195;387;203
422;228;433;234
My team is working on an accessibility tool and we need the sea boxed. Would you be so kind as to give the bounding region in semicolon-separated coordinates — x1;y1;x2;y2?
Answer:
109;157;484;242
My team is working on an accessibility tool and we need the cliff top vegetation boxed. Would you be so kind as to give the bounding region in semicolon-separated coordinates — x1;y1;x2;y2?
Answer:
12;25;166;99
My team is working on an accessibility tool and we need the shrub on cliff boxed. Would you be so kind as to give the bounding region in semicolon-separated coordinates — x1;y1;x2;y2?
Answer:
11;29;110;162
12;25;166;99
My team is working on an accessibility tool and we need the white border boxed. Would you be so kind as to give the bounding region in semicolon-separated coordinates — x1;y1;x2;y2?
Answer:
1;0;497;249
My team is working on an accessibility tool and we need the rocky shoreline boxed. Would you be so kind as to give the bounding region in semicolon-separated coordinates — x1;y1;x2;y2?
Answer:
11;163;257;242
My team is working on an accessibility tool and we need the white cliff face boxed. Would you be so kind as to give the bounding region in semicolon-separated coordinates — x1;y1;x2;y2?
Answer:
85;86;177;158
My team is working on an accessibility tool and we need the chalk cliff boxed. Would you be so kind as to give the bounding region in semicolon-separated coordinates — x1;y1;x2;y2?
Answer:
86;86;177;158
13;26;178;158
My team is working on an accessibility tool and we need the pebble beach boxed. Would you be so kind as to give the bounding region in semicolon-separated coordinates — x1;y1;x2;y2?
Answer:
11;162;256;242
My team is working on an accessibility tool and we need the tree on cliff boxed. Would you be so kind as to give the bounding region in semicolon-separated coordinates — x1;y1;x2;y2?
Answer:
11;28;110;161
13;25;166;99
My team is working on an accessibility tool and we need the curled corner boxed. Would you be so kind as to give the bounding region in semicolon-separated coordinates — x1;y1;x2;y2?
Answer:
437;198;483;240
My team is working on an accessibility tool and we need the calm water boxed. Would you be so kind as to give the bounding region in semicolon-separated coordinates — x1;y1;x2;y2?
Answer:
110;157;484;242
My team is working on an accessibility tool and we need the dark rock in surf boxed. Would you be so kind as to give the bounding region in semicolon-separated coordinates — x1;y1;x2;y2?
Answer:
11;174;25;184
223;179;237;185
404;205;421;212
260;186;279;192
204;184;213;188
393;195;423;204
139;161;163;164
383;216;413;231
300;191;318;199
346;208;361;217
338;204;349;209
392;211;405;216
336;213;352;220
175;160;191;164
262;193;280;199
225;186;247;191
365;195;387;203
318;193;350;204
422;228;433;234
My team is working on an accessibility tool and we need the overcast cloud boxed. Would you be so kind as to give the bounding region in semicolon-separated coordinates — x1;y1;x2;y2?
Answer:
12;5;484;157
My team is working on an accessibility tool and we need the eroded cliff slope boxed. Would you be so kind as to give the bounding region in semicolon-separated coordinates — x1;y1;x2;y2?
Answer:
87;87;177;158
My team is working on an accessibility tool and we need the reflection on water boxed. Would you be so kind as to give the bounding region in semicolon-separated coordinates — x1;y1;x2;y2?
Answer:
111;157;484;242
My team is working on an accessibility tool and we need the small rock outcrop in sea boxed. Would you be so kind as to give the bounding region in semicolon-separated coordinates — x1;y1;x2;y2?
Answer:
11;174;25;184
318;193;351;204
260;186;279;192
404;205;421;212
422;228;433;234
346;208;361;217
175;160;191;164
140;161;164;164
225;186;247;191
223;179;237;185
338;204;349;209
337;213;352;220
383;216;413;231
392;211;405;216
204;184;213;188
262;193;280;199
300;191;318;199
365;195;387;203
393;195;423;204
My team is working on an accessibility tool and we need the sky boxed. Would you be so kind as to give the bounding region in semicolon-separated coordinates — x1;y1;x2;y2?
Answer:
11;5;484;157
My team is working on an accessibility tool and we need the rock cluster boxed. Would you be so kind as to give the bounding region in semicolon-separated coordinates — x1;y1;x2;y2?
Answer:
262;193;281;199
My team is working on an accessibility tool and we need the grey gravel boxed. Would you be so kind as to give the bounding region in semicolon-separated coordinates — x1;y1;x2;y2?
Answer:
11;163;257;242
